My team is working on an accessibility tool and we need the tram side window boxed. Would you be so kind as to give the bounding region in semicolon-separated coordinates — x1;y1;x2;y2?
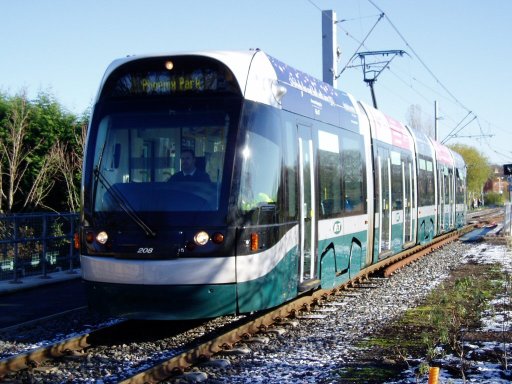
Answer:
238;103;282;223
318;130;342;217
418;157;435;206
456;169;465;204
377;147;391;213
444;167;452;203
390;151;403;210
418;158;427;205
283;120;298;219
341;133;365;214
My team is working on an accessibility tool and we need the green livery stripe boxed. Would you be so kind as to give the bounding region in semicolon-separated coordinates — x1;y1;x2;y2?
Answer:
237;246;298;312
84;280;237;320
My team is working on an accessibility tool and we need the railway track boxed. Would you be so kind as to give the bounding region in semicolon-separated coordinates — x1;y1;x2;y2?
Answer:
1;220;485;383
0;320;125;375
119;226;473;384
467;207;504;223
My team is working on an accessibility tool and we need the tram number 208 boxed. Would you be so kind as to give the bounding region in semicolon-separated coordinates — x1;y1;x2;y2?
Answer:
137;248;154;254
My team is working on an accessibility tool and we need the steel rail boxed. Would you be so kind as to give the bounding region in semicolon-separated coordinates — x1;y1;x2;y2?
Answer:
0;333;92;375
0;321;124;377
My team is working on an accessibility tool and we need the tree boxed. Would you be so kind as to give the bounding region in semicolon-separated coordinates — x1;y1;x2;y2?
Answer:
0;93;9;212
448;143;492;205
23;143;60;211
25;92;79;210
406;104;433;137
0;91;39;213
0;89;87;213
51;118;87;212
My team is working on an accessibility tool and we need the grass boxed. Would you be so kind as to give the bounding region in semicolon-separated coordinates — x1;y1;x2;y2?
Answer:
334;365;401;383
334;262;507;383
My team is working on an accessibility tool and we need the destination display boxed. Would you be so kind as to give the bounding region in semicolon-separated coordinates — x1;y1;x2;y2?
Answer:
105;58;240;98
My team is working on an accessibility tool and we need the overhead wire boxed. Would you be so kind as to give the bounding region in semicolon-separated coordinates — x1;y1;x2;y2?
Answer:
366;0;473;115
392;71;464;129
305;0;322;12
442;115;477;144
387;68;434;106
364;0;496;150
441;111;473;143
336;13;385;78
365;0;509;158
306;0;440;129
306;0;508;159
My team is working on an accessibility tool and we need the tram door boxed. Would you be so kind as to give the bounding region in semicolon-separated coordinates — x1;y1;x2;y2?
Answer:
448;169;454;228
403;158;415;246
438;166;449;232
298;125;318;288
376;148;392;257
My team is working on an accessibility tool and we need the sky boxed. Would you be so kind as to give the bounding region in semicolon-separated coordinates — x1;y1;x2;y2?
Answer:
1;0;511;166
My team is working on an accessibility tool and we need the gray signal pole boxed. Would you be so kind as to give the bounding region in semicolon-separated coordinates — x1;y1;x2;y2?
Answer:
322;10;337;87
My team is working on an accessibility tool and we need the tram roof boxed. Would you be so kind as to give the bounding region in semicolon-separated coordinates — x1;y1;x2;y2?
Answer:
430;138;455;167
406;126;436;159
359;102;414;152
96;49;361;133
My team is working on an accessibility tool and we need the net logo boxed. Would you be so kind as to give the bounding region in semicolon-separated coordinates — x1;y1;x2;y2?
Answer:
333;220;342;234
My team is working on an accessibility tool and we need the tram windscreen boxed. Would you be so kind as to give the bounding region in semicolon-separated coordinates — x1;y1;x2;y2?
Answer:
92;109;230;212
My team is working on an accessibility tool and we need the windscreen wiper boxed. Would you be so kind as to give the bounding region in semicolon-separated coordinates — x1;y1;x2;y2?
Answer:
94;167;156;237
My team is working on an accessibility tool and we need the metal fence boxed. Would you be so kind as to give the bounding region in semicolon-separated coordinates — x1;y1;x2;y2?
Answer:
0;212;79;282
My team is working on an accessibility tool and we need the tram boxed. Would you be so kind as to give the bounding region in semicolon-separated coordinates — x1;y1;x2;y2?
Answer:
79;50;466;319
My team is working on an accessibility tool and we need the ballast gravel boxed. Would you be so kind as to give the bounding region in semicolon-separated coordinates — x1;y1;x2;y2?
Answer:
1;240;508;383
193;241;476;384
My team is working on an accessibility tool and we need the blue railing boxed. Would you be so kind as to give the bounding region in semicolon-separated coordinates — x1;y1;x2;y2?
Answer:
0;212;79;282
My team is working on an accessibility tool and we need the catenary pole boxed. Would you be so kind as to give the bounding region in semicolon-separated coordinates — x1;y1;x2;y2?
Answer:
322;10;337;88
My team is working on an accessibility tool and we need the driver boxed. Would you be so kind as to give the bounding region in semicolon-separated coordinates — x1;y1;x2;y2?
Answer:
169;149;211;182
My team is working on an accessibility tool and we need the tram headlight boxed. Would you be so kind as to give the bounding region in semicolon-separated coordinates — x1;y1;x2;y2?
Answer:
193;231;209;246
96;231;109;245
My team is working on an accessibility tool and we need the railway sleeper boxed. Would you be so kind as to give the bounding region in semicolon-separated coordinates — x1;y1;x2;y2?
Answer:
216;345;252;356
198;358;231;369
244;335;270;344
173;371;208;383
262;326;286;336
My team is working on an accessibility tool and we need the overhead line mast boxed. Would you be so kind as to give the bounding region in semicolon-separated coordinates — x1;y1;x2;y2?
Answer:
322;10;337;87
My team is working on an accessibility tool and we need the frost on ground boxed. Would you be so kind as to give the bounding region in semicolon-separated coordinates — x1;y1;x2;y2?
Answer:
195;242;512;384
388;243;512;384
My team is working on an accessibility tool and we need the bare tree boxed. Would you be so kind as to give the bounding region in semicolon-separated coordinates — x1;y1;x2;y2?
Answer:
23;148;60;211
0;92;39;213
0;156;4;213
406;104;433;137
52;122;87;212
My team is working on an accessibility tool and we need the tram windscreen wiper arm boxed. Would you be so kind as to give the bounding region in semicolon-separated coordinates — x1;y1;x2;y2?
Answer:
94;167;156;237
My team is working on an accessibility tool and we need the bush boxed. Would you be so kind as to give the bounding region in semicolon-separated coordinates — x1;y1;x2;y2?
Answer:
484;191;506;206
